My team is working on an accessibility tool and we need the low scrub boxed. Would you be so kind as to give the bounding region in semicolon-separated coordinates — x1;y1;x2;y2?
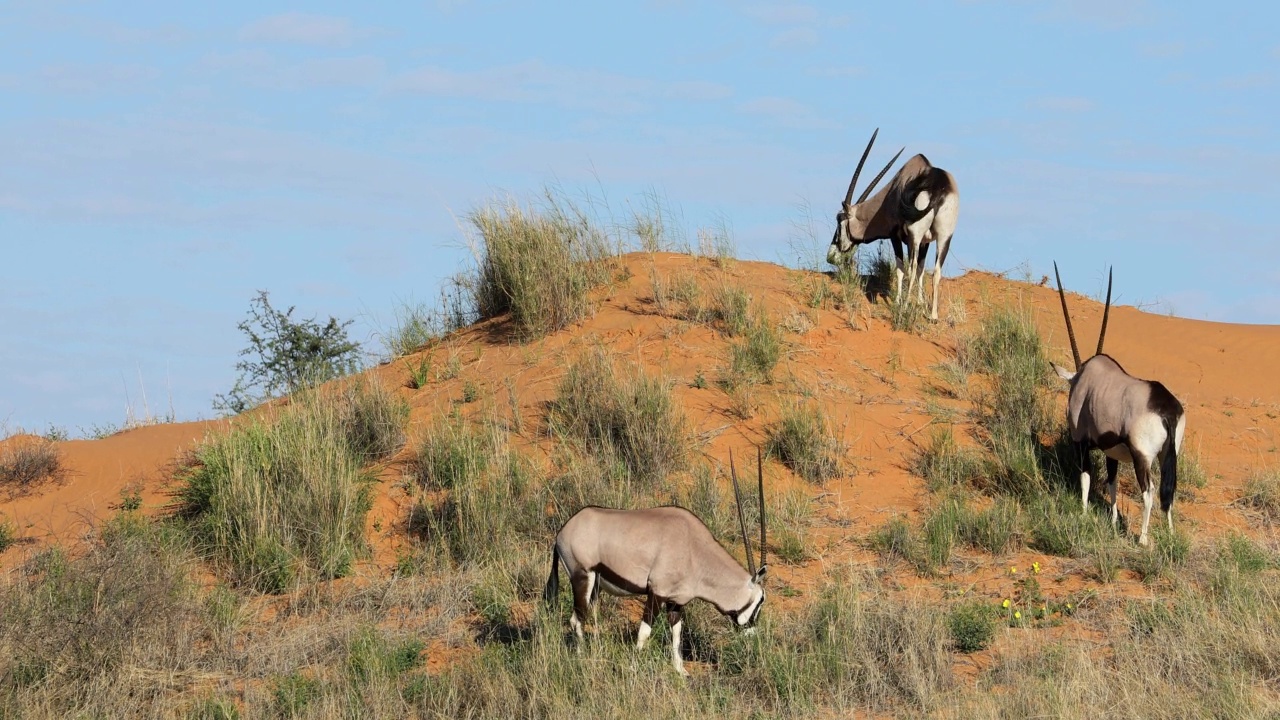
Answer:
958;306;1056;495
0;516;209;716
765;403;847;485
465;193;614;338
174;386;393;592
548;350;689;486
1242;468;1280;523
0;438;63;493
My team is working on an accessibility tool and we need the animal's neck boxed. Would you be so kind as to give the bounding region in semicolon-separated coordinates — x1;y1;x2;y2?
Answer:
854;187;896;240
698;573;753;614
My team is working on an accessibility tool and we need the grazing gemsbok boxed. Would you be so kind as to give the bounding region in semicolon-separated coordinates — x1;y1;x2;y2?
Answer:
543;450;767;676
1052;263;1186;547
826;128;960;321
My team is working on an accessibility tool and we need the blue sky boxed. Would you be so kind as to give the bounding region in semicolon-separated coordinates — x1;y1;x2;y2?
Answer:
1;1;1276;434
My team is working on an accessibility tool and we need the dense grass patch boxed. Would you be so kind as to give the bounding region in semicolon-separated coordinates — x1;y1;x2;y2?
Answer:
1241;468;1280;523
957;306;1056;495
465;193;615;338
0;515;208;716
419;569;951;718
0;438;63;493
548;350;689;486
948;601;998;653
175;385;400;592
765;403;847;485
913;427;991;492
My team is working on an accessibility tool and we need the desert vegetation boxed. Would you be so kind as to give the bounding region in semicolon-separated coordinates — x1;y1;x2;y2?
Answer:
2;188;1276;719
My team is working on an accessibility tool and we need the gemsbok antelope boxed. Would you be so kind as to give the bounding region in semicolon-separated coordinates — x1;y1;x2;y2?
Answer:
1052;263;1186;547
826;128;960;321
543;450;767;676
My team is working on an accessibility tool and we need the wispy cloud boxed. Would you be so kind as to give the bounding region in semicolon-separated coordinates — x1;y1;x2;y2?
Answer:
1039;0;1149;29
203;51;385;90
1029;96;1094;113
769;27;819;51
36;63;160;94
738;96;838;130
745;3;820;25
1139;41;1184;59
395;61;727;114
238;13;372;47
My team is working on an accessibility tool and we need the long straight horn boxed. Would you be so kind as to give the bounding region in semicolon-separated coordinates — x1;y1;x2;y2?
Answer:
1053;261;1082;371
1095;266;1113;358
844;128;879;206
856;147;905;204
729;449;756;575
757;445;766;570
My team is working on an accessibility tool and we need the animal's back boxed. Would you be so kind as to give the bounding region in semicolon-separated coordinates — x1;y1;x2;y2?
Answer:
554;506;711;584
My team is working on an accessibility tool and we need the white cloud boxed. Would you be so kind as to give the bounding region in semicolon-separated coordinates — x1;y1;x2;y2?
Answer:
665;80;733;102
238;13;371;47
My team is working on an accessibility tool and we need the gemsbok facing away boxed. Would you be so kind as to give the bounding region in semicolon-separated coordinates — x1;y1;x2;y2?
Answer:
1052;263;1186;547
544;450;767;676
826;128;960;321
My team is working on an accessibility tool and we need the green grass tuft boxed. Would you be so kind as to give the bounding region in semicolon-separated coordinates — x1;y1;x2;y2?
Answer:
765;402;847;485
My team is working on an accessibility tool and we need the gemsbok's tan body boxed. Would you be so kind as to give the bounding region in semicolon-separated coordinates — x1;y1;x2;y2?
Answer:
827;128;959;321
544;452;766;676
1052;264;1186;547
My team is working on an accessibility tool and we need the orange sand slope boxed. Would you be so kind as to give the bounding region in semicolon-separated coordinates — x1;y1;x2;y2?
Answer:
3;253;1278;563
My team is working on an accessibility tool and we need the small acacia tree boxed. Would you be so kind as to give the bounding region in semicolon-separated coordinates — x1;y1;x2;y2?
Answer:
214;291;363;415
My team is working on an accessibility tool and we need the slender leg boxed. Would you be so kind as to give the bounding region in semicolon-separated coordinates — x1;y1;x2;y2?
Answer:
1135;458;1155;547
913;242;929;305
890;237;906;301
1077;441;1092;515
570;572;591;645
930;234;952;321
667;605;688;677
1105;457;1120;528
637;593;660;650
906;238;923;306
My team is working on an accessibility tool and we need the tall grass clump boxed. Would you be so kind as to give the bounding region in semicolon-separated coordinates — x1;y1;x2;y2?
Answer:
380;300;439;359
412;425;547;566
0;438;63;493
0;516;209;716
336;379;409;463
466;193;614;339
959;306;1055;495
1242;468;1280;523
547;350;689;486
913;426;991;492
765;402;847;484
175;388;386;592
729;315;783;384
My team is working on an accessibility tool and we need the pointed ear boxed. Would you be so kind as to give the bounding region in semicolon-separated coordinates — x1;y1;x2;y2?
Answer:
753;565;768;583
1051;363;1075;381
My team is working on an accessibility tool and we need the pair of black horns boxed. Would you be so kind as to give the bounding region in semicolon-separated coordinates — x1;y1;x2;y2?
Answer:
1053;261;1114;372
843;127;904;207
729;447;766;576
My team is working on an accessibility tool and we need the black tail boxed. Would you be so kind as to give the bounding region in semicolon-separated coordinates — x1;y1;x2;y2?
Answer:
1159;416;1179;513
543;547;560;606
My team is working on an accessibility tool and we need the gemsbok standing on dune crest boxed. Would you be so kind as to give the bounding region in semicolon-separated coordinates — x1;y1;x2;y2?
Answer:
826;128;960;321
544;450;767;676
1052;263;1186;547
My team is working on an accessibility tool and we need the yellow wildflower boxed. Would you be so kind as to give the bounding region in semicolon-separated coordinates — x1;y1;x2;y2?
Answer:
1032;561;1041;574
1002;599;1010;609
1014;611;1022;620
1009;566;1017;574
